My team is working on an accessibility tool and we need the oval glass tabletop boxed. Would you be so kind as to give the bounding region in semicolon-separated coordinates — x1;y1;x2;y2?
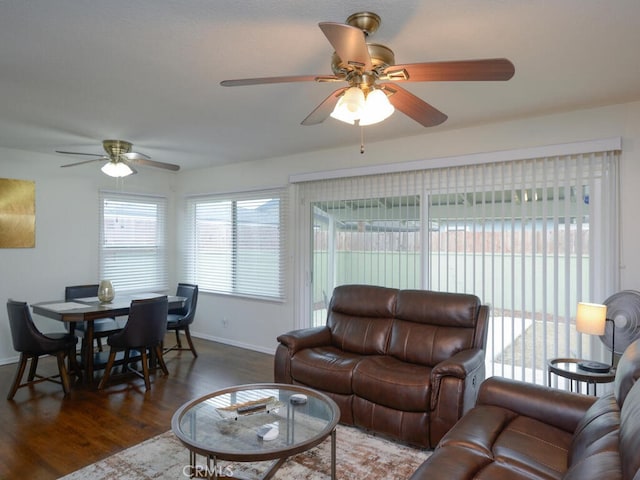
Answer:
171;383;340;462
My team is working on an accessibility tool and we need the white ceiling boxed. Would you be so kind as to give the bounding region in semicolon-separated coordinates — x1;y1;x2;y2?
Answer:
2;0;640;173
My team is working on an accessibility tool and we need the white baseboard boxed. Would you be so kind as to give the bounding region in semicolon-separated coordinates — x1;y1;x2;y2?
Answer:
189;332;276;356
0;355;20;366
0;334;276;366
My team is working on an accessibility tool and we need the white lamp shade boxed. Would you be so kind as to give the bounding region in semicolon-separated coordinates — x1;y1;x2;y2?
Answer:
330;87;365;124
576;302;607;335
101;161;134;178
359;89;395;126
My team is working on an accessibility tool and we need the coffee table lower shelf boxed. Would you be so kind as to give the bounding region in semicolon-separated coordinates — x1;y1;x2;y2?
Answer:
185;428;336;480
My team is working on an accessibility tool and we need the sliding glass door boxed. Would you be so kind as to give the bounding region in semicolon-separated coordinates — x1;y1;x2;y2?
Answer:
311;195;422;324
299;149;619;385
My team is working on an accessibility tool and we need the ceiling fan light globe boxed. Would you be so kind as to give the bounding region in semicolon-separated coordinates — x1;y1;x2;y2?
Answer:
330;86;365;124
359;89;395;126
101;161;134;178
330;109;356;124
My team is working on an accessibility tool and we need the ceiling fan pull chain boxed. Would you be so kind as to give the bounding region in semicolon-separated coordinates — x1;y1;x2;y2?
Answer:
360;126;365;154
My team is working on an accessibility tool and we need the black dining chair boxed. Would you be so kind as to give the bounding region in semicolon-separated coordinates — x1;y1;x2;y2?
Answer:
98;296;169;391
164;283;199;358
6;299;78;400
65;284;121;352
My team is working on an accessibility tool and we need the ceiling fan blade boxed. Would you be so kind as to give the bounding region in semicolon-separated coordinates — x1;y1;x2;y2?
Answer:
384;58;515;82
56;150;103;157
122;151;151;161
221;75;326;87
60;157;108;168
128;157;180;171
301;87;348;125
381;83;448;127
319;22;372;71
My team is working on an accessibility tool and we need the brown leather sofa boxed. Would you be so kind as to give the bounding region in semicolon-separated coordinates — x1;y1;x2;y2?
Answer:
274;284;489;448
410;338;640;480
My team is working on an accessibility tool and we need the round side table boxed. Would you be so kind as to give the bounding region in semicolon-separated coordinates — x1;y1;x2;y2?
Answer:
547;358;615;396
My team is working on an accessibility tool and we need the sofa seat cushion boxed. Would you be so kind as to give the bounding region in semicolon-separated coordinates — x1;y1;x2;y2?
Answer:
290;346;362;395
411;444;546;480
352;356;431;411
413;404;574;480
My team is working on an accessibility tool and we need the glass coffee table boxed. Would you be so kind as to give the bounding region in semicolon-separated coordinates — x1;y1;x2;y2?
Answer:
171;383;340;479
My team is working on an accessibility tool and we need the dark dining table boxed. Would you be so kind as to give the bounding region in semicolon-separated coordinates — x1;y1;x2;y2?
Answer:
32;293;185;385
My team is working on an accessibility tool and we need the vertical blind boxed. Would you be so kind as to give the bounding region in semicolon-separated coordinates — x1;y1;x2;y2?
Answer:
297;148;620;384
99;191;168;293
183;188;287;300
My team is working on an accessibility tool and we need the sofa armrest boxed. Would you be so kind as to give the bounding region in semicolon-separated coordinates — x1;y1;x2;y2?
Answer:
276;326;332;355
432;348;485;379
477;376;597;433
430;348;484;410
428;348;487;446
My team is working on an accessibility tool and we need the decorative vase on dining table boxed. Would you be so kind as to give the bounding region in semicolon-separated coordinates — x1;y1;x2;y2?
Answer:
98;280;115;303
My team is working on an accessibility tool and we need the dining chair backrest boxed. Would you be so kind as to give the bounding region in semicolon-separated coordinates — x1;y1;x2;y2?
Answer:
65;284;99;301
7;299;59;354
171;283;198;325
109;296;168;349
6;299;77;399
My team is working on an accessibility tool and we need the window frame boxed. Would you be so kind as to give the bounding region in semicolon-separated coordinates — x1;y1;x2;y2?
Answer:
99;190;169;294
184;188;287;301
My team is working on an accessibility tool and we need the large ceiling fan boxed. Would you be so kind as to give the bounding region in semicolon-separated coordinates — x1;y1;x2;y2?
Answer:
56;139;180;177
221;12;515;128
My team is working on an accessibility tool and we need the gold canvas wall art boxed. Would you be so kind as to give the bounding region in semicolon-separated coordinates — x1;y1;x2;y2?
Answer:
0;178;35;248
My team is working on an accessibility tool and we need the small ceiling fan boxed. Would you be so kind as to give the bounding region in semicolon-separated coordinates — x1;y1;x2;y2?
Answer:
221;11;515;128
56;139;180;177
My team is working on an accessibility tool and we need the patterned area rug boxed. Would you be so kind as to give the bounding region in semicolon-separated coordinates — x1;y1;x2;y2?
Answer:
58;424;430;479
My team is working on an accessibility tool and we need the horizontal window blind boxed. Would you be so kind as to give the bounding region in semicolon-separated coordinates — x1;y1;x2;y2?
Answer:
184;188;287;300
99;191;168;293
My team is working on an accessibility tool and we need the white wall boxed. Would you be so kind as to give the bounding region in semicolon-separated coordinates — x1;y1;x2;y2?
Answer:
0;148;176;364
176;100;640;357
2;100;640;364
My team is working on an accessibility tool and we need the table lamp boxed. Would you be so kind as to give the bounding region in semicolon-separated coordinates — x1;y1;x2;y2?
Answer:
576;302;614;373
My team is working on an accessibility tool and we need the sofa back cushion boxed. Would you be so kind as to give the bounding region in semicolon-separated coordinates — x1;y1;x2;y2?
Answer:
619;380;640;480
565;339;640;480
388;290;482;365
567;394;621;469
614;339;640;408
327;284;396;355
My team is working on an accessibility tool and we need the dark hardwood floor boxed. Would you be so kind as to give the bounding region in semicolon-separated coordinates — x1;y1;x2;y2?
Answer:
0;337;274;480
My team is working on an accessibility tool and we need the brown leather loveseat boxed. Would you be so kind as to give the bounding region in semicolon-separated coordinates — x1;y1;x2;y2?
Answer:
274;284;489;448
410;338;640;480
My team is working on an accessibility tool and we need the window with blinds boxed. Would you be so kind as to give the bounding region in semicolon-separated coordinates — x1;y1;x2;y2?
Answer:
296;147;620;385
184;188;287;301
99;191;168;293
